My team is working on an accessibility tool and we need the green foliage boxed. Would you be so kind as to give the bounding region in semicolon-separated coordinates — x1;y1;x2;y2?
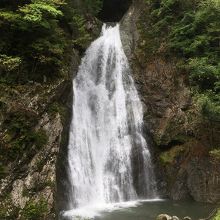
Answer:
0;111;48;163
0;55;22;82
84;0;103;15
0;0;95;83
19;2;63;21
0;163;7;179
210;149;220;159
21;199;48;220
32;129;48;149
197;93;220;121
188;58;220;91
160;145;185;164
71;13;92;48
0;203;19;220
141;0;220;121
0;206;8;220
144;0;220;58
48;102;60;115
0;55;22;72
4;111;38;135
48;101;67;121
213;209;220;220
0;1;64;82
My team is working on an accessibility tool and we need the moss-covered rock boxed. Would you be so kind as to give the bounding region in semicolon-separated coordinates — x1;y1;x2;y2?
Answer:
20;198;48;220
0;64;75;219
210;149;220;160
213;209;220;220
159;145;186;164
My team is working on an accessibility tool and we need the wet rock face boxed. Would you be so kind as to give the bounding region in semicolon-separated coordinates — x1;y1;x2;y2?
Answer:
134;58;220;203
120;0;143;61
168;155;220;203
186;158;220;203
121;2;193;148
8;113;62;216
132;58;192;146
0;42;81;219
0;79;73;219
121;0;220;203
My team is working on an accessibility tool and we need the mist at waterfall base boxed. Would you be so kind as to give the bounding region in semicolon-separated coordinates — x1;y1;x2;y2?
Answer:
62;24;159;219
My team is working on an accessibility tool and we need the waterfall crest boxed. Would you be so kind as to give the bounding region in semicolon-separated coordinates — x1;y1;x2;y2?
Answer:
66;24;157;211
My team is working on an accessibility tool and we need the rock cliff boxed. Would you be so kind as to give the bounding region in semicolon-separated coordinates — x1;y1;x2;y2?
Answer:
0;0;102;217
121;0;220;203
0;77;74;219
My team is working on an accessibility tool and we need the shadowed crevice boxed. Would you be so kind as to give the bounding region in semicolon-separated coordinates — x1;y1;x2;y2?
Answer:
98;0;132;22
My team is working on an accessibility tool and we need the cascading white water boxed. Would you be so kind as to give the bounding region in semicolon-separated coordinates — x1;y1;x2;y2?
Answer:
66;24;157;213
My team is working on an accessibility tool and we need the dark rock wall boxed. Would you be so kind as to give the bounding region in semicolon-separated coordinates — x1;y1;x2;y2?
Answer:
0;78;73;219
187;157;220;203
121;0;220;204
98;0;132;22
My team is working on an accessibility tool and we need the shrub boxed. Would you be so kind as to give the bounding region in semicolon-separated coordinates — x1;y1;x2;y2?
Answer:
0;0;97;83
210;149;220;160
213;209;220;220
160;145;185;164
21;199;48;220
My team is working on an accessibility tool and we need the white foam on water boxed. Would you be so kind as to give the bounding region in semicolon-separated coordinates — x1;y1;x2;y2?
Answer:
62;199;164;219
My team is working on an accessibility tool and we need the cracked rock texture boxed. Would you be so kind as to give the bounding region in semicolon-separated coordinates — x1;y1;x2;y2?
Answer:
0;77;74;219
121;0;220;203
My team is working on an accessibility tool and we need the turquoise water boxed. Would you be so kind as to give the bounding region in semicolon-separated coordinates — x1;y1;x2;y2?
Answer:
95;200;216;220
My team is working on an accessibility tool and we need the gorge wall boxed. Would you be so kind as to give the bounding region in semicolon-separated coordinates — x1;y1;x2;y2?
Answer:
121;0;220;203
0;6;101;218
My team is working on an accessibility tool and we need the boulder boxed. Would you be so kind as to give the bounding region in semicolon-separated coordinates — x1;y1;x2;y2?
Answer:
156;214;172;220
183;217;192;220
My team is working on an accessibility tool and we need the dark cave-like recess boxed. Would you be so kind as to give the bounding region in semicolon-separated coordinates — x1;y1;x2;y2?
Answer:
98;0;132;22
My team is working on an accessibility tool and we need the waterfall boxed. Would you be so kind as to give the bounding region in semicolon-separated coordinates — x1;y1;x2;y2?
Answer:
66;24;157;213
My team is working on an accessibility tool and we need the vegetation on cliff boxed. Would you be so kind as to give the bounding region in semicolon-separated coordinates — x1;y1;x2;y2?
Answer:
141;0;220;122
213;209;220;220
0;0;102;219
0;0;102;83
134;0;220;203
0;0;102;179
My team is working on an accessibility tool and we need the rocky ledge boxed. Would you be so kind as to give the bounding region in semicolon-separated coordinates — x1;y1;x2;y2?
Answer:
121;0;220;203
